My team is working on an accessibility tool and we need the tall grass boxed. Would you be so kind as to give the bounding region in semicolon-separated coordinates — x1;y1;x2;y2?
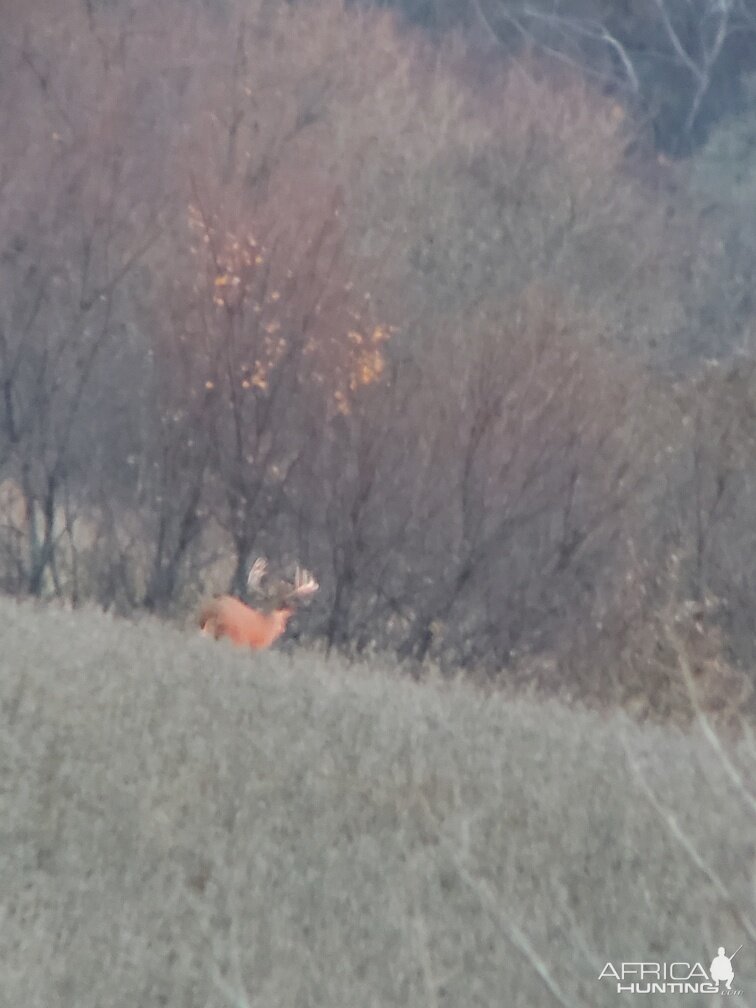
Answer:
0;597;753;1006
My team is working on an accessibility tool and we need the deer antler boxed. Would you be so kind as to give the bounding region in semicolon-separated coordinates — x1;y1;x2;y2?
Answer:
246;557;268;594
290;566;319;601
271;565;318;609
247;558;318;610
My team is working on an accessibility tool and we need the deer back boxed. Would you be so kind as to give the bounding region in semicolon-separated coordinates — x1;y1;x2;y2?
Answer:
198;595;290;650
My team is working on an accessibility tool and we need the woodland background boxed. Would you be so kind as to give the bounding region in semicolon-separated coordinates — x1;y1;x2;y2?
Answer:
3;0;756;720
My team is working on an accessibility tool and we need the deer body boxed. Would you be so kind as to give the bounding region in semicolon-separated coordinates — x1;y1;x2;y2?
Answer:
198;595;292;649
197;559;317;651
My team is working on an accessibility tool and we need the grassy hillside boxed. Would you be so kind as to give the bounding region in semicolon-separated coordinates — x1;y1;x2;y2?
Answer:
0;597;753;1007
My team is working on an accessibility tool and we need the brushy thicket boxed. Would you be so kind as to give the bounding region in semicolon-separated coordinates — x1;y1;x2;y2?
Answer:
1;597;754;1007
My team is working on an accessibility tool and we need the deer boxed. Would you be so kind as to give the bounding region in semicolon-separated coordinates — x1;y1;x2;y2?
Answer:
197;558;318;650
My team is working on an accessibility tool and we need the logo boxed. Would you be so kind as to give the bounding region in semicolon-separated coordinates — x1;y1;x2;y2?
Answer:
711;947;742;993
598;946;743;996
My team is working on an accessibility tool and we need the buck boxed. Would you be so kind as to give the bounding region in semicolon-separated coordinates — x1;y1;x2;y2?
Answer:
198;558;318;649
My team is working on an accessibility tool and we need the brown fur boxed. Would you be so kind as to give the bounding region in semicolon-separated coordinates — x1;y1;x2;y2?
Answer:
198;596;293;650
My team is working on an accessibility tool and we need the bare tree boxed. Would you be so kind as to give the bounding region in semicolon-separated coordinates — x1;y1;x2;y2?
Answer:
0;2;163;597
471;0;756;149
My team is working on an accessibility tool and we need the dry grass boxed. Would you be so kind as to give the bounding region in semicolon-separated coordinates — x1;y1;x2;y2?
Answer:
0;596;754;1007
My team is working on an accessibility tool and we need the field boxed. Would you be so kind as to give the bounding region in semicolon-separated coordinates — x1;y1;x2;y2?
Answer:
1;597;754;1006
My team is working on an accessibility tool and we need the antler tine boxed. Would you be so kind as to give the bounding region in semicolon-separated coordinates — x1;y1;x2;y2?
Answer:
247;557;268;592
290;565;319;599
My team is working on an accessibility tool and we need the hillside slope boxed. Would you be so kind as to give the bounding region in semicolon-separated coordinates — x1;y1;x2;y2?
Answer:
0;598;753;1006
